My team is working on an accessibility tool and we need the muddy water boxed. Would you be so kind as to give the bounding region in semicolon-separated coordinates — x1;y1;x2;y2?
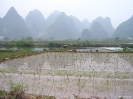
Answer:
0;72;133;99
0;52;133;72
0;52;133;99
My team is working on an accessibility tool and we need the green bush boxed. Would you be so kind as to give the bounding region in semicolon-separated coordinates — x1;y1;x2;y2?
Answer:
123;47;132;52
9;81;28;94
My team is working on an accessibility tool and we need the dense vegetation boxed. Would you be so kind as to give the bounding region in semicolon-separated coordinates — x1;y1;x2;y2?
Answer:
1;38;133;49
0;50;42;62
4;37;34;49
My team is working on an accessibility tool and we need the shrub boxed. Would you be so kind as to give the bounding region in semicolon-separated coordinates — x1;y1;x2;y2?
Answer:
9;81;28;95
123;47;132;52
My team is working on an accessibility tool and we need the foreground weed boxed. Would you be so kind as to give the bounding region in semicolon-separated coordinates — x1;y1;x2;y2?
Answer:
9;80;28;94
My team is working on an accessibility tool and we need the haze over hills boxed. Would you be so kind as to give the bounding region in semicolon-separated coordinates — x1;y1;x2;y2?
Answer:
82;19;91;29
113;16;133;39
46;12;78;40
90;22;109;39
46;10;61;26
81;29;91;40
25;9;47;38
0;7;132;40
89;17;115;37
69;15;85;33
0;7;30;39
0;17;4;37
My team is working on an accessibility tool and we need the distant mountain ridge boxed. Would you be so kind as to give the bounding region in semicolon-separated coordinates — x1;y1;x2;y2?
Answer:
81;29;91;40
90;22;109;39
69;15;85;33
0;7;31;39
0;17;4;37
90;17;115;37
0;7;132;40
46;12;79;40
113;15;133;39
25;9;47;38
46;10;61;26
82;19;90;29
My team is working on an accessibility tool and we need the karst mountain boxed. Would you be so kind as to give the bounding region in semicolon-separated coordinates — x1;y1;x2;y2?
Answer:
0;7;132;40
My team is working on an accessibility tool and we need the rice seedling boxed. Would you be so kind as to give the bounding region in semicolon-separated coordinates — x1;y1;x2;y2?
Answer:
0;52;133;99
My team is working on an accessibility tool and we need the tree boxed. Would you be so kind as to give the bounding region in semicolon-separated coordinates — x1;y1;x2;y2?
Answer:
5;43;11;49
21;36;34;48
115;37;119;41
10;40;16;49
123;47;132;52
16;40;23;49
77;38;81;41
4;37;9;41
15;37;34;49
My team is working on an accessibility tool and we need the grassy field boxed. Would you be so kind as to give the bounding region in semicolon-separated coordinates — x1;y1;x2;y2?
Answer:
0;69;133;79
0;50;44;62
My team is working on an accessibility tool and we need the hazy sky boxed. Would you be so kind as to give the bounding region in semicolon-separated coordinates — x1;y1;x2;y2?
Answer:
0;0;133;28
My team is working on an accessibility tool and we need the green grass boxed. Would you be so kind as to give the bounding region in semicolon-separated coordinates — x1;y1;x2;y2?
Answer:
0;50;43;62
0;90;56;99
0;90;14;99
1;68;133;79
0;81;56;99
24;70;133;79
0;69;18;73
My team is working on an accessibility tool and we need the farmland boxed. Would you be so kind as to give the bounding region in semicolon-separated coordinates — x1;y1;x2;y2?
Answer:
0;52;133;99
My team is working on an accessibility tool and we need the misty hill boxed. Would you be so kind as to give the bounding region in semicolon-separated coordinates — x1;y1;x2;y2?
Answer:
0;7;30;39
113;16;133;39
2;7;133;40
0;17;4;37
90;22;109;39
69;15;85;33
46;11;61;26
46;12;79;40
81;29;91;40
90;17;115;37
25;9;47;38
82;19;91;28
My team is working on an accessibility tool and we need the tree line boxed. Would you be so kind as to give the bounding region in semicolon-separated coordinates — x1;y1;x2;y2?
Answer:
4;37;34;49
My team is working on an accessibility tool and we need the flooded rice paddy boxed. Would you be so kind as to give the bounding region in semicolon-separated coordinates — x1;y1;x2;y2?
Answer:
0;52;133;99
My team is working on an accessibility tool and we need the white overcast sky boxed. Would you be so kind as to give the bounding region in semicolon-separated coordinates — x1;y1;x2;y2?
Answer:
0;0;133;28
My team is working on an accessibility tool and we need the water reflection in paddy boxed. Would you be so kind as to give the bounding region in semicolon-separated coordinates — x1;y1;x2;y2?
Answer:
1;52;133;72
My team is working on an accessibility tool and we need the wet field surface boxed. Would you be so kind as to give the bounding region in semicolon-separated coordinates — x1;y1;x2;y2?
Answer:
0;52;133;99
